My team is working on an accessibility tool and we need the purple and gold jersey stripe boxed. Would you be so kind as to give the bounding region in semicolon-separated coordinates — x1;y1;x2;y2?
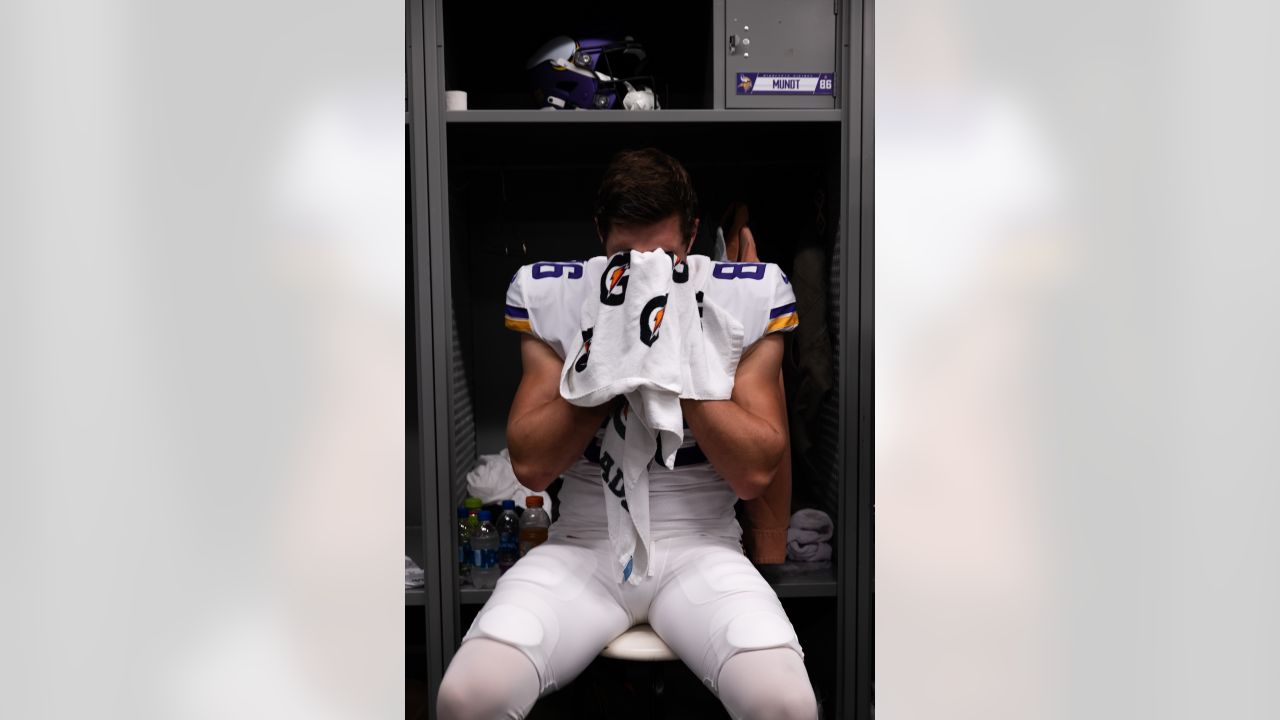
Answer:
768;302;796;319
766;302;799;333
504;304;531;333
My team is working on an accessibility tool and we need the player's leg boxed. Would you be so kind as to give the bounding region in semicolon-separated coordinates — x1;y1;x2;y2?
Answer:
437;538;631;720
717;647;818;720
436;638;540;720
647;536;817;720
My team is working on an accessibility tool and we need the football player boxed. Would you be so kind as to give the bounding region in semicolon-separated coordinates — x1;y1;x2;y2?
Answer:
438;148;816;720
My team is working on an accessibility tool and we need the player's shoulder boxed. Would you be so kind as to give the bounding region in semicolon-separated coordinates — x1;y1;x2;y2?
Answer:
701;259;790;306
698;259;797;340
704;259;789;286
508;259;594;306
504;259;596;350
512;259;593;285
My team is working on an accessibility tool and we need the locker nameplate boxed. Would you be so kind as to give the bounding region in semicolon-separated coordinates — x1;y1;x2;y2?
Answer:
736;72;834;95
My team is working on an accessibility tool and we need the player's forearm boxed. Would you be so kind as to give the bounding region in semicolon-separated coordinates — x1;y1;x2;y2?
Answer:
681;398;785;500
508;396;611;491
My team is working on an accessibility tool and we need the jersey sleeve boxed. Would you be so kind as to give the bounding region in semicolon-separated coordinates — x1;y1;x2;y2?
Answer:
503;270;533;335
503;261;592;359
702;260;799;347
763;266;799;335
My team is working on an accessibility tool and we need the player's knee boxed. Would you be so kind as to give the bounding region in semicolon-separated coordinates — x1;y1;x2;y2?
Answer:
437;643;522;720
435;670;480;720
718;644;815;720
734;681;816;720
439;670;531;720
766;683;819;720
439;637;542;720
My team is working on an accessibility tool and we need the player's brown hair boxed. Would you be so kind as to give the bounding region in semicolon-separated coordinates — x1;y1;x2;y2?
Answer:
594;148;699;243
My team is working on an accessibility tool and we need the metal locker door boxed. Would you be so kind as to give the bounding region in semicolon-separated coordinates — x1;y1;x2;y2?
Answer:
726;0;838;108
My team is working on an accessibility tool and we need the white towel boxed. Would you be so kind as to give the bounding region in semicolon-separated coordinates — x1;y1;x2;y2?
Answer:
466;448;553;516
560;250;742;584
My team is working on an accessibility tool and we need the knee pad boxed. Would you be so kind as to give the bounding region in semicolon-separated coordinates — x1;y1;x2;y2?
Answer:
705;606;803;691
473;604;545;650
725;611;798;653
463;597;561;693
462;542;595;663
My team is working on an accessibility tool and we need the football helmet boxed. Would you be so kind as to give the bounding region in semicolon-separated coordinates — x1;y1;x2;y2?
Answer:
525;35;659;110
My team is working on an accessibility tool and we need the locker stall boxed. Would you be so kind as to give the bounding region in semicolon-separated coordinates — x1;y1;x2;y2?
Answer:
409;1;872;717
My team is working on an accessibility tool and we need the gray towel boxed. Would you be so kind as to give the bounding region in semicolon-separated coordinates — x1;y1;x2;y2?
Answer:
404;555;425;589
786;509;834;562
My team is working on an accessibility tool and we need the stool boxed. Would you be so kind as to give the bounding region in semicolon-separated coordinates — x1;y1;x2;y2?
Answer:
601;623;677;662
601;624;676;718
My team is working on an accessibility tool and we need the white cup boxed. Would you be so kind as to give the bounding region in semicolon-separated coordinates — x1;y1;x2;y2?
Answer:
445;90;467;111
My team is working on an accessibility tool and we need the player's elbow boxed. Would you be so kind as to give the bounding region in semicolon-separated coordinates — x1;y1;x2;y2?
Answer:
507;428;556;492
735;468;776;500
736;436;785;500
736;458;782;501
510;455;557;492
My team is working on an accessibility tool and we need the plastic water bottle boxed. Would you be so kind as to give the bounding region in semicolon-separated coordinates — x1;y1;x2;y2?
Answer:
456;507;472;585
463;497;483;528
496;500;520;573
470;510;500;589
519;496;550;557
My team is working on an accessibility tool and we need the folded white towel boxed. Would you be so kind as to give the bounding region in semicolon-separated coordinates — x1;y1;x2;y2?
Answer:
786;509;834;563
560;250;742;584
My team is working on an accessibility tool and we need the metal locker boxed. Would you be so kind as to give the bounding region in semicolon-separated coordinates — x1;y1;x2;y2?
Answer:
726;0;839;108
411;1;872;715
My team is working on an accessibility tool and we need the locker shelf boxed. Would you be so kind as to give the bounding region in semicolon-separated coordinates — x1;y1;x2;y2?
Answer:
441;0;714;112
446;109;841;124
456;561;836;605
757;561;837;598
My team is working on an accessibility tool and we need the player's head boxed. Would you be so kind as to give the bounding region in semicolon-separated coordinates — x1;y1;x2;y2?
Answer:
594;148;700;261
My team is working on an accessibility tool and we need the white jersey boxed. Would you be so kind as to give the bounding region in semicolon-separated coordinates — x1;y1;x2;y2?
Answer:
504;256;798;542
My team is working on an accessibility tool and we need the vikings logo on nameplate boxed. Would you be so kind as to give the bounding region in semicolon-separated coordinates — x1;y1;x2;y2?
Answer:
735;72;835;95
